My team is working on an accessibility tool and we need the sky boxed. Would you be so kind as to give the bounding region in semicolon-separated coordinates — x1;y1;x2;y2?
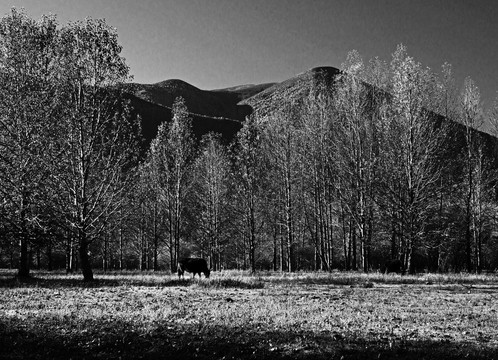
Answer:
1;0;498;108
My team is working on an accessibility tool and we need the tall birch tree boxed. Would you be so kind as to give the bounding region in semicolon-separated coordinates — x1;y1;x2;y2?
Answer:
193;133;231;270
378;45;444;273
149;97;195;272
460;78;485;273
234;115;264;272
334;50;378;272
52;19;139;281
0;9;59;278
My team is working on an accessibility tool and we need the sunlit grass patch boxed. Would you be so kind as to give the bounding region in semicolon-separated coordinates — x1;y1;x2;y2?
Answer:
1;269;497;290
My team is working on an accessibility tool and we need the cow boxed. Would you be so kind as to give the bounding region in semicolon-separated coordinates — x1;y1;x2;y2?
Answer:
177;258;211;279
384;259;403;274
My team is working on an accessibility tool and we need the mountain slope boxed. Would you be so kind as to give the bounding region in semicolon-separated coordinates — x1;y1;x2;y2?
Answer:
123;79;275;147
126;79;264;123
238;65;498;171
124;67;339;147
211;83;276;101
124;66;497;170
240;66;340;118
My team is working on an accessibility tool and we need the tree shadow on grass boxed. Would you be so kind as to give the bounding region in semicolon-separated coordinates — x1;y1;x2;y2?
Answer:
0;275;122;288
0;269;184;288
0;317;496;360
164;278;264;289
198;278;265;289
0;275;260;289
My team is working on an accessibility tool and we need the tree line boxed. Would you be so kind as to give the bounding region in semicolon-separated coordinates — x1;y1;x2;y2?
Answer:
1;10;498;281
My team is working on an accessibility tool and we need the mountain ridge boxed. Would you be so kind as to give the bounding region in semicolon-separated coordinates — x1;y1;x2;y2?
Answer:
123;65;496;156
124;66;341;138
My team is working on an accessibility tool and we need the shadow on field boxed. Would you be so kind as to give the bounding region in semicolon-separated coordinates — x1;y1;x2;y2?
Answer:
0;275;262;290
0;275;122;288
0;317;494;360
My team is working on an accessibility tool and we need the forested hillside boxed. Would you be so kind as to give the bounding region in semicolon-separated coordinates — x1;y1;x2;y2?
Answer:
1;10;498;281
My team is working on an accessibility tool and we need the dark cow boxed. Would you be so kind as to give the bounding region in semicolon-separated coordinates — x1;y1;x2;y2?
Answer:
384;259;403;274
177;258;211;279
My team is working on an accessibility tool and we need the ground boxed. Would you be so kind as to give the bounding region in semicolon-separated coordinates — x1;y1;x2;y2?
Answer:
0;270;497;359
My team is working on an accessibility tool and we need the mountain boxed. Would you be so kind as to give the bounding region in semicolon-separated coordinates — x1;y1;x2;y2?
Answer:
123;79;275;147
129;79;255;120
123;66;497;168
211;82;276;101
123;67;339;147
240;66;340;117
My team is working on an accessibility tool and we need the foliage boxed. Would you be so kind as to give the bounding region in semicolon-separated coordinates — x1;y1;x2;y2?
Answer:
1;8;498;278
0;10;140;281
0;9;61;278
147;96;196;272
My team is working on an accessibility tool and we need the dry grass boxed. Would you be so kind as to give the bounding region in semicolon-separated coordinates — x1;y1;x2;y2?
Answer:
0;269;497;359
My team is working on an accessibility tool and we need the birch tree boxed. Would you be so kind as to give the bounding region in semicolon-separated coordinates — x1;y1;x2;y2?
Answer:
334;50;378;271
149;97;195;272
378;45;444;273
0;9;59;278
193;133;231;270
460;78;486;273
52;19;140;281
300;85;336;270
262;104;303;272
234;115;264;272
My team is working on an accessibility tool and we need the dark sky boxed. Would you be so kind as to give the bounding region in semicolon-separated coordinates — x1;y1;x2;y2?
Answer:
2;0;498;108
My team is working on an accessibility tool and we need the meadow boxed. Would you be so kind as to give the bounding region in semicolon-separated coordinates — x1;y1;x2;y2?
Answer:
0;270;497;359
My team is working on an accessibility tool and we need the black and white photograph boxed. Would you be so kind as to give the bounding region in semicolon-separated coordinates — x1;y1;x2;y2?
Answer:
0;1;497;358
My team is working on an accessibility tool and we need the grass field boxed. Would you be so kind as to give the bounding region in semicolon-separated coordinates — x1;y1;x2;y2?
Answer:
0;270;497;359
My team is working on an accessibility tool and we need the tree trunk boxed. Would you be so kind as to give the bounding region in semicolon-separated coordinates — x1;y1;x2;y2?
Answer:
18;195;30;278
102;229;108;272
279;224;284;271
66;235;73;273
47;243;53;271
169;210;175;272
465;133;473;273
153;204;159;271
351;219;357;270
119;221;124;270
36;248;41;270
465;195;472;272
285;174;293;272
79;233;94;282
273;226;278;271
249;201;256;273
328;201;334;270
18;236;29;278
139;208;146;271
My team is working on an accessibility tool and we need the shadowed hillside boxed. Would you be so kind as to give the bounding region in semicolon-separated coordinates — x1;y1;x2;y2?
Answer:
128;79;256;120
125;93;244;148
123;80;275;146
122;68;340;147
124;65;498;169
